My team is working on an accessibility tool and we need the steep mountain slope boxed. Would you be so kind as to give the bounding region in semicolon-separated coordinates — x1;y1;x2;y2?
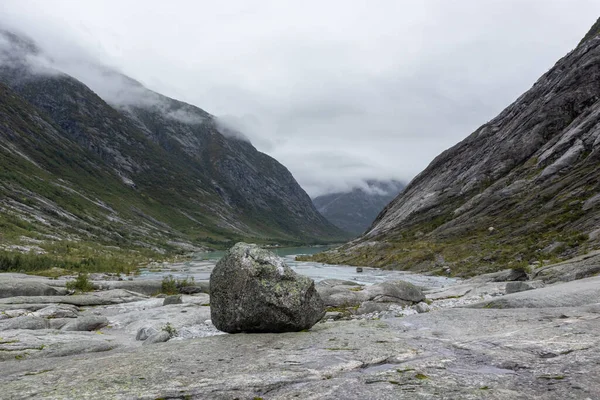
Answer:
0;30;345;258
313;180;404;235
310;19;600;276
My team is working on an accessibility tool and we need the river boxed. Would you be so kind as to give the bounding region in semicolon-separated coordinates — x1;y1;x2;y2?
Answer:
138;246;459;289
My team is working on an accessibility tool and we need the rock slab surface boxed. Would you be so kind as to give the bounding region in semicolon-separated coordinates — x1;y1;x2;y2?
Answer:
210;243;325;333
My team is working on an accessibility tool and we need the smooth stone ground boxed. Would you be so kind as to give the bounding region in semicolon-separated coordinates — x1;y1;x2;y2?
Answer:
1;297;598;399
0;281;64;298
532;250;600;283
1;255;599;398
317;280;425;308
0;289;149;307
470;276;600;309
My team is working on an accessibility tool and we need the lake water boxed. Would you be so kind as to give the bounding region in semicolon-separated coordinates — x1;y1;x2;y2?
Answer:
139;246;458;289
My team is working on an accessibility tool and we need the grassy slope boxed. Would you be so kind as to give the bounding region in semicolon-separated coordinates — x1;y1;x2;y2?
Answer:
0;80;341;274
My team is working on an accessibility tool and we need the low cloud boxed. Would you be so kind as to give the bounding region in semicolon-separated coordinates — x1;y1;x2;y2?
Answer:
0;24;207;127
2;1;600;196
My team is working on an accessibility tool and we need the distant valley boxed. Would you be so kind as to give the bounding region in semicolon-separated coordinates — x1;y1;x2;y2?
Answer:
310;19;600;276
0;30;346;266
313;180;404;236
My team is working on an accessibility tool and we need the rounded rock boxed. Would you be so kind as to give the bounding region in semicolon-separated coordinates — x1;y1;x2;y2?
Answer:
210;243;325;333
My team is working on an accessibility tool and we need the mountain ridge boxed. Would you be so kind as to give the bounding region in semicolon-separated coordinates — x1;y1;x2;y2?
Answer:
0;30;346;262
313;180;404;235
308;19;600;276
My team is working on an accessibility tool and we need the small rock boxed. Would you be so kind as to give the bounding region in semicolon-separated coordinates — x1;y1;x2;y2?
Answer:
356;267;363;273
136;326;158;341
415;302;431;313
163;295;183;306
142;330;171;345
364;280;425;304
356;301;392;315
505;281;544;294
323;311;342;321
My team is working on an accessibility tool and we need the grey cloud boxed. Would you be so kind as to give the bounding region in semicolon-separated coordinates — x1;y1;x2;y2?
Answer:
2;0;600;196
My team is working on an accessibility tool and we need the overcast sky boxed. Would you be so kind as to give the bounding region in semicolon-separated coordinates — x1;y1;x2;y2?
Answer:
2;1;600;196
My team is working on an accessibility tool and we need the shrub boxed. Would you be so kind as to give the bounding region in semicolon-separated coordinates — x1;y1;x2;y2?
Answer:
65;273;94;292
161;275;195;295
161;322;178;338
161;275;179;295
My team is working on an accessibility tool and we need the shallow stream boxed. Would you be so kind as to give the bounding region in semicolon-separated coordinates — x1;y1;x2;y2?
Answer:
138;246;459;289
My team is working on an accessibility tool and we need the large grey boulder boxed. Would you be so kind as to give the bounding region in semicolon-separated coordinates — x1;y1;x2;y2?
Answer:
210;243;325;333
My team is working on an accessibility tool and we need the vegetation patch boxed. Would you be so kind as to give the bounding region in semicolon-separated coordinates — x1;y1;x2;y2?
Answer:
160;275;195;295
161;322;178;338
65;273;94;293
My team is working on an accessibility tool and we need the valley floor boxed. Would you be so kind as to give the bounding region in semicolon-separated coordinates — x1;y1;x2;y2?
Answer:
1;253;600;399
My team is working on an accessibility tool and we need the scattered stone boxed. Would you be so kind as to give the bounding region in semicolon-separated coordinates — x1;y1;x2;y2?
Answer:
136;327;159;341
317;286;367;308
163;295;183;306
363;280;425;304
356;267;363;273
505;281;544;294
415;302;431;313
210;243;325;333
356;301;392;315
180;281;210;294
323;311;342;321
142;330;171;345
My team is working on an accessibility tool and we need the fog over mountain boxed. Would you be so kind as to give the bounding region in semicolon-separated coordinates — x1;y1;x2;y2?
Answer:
2;1;600;196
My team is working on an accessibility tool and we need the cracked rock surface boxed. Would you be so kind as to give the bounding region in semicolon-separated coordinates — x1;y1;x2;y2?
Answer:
1;272;599;399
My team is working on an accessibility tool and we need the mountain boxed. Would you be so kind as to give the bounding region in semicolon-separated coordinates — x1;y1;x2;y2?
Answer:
312;180;405;235
309;19;600;276
0;30;345;258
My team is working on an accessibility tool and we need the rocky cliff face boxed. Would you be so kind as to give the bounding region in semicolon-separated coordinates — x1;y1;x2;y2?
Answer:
313;180;405;235
312;19;600;276
0;30;344;256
